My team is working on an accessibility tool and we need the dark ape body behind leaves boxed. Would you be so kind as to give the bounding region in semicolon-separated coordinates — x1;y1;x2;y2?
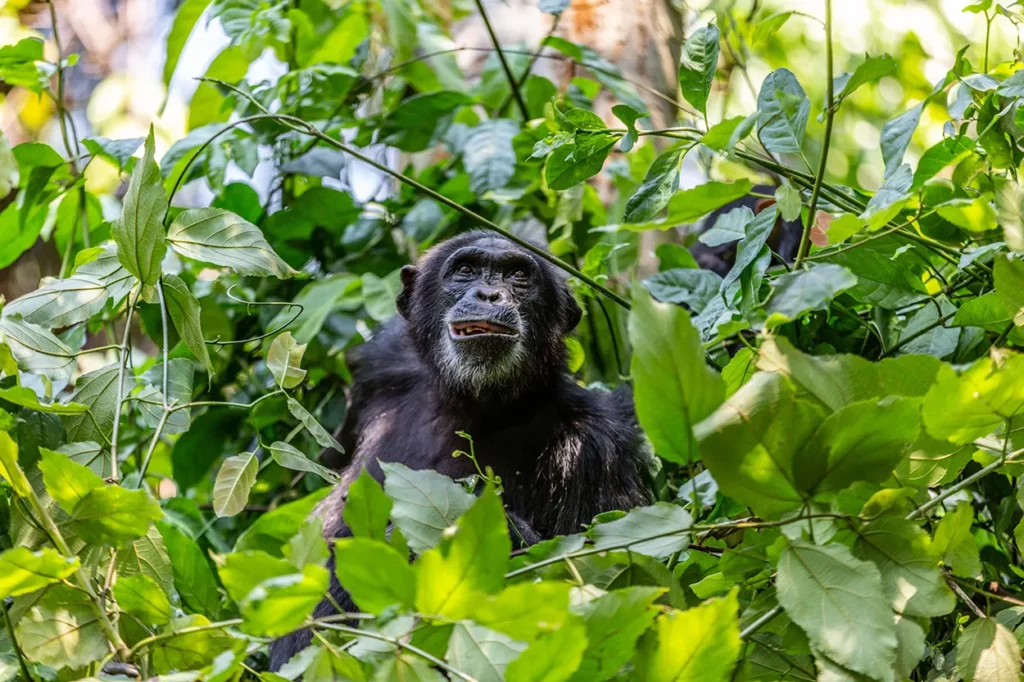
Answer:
269;230;652;668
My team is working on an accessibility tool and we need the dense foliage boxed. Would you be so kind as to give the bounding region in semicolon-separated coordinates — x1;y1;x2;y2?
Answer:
1;0;1024;680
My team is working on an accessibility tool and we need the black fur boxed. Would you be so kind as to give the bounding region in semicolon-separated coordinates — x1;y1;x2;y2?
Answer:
268;231;651;669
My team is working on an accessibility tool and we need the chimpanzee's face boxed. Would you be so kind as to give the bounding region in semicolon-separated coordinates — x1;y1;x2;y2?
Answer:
398;232;581;400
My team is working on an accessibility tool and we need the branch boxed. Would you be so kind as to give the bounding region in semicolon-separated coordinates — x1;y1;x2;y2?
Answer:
108;289;141;482
472;0;529;120
906;445;1024;520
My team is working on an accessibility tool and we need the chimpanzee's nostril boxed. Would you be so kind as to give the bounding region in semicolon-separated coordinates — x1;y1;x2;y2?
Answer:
474;288;502;303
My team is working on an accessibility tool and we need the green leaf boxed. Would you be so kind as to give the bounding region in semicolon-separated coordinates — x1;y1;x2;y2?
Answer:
113;573;172;626
569;587;663;682
82;136;143;172
112;128;167;286
839;54;897;100
936;197;998;232
996;70;1024;97
629;286;725;465
163;273;214;375
381;461;476;553
415;487;510;619
268;441;340;483
699;116;746;151
164;0;211;86
287;397;343;452
880;103;923;178
955;618;1022;682
0;547;79;599
923;354;1024;444
283;517;329;570
913;135;975;188
853;516;955;617
267;331;307;389
0;430;31;496
662;180;755;227
71;485;163;547
362;270;402;322
623;146;686;223
446;622;526;682
38;447;104;514
545;133;619;190
612;104;643;152
218;549;295;604
17;585;108;669
167;208;299;278
61;362;132;444
643;268;722;311
677;24;720;118
588;503;692;559
696;372;823;516
762;264;857;329
158;522;221;616
0;316;75;382
721;205;778;294
381;91;473;151
824;237;929;308
138;359;195;436
698;206;754;247
751;11;791;43
996;176;1024;251
464;119;519;194
775;180;802;221
344;468;392;542
505;617;587;682
234;488;330;555
469;582;572;642
0;386;87;415
932;501;983;579
777;540;897;681
0;39;51;93
240;565;330;637
213;451;258;517
3;274;111;329
117;527;176;604
635;591;741;682
756;69;810;154
75;242;136;305
334;537;416;615
150;615;236;673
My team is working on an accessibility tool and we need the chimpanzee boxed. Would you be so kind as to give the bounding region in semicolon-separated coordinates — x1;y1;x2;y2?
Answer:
268;230;653;668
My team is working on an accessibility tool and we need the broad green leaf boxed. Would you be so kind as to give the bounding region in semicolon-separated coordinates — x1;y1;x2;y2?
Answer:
343;468;392;541
624;146;686;223
892;434;973;489
721;205;778;294
305;645;367;682
863;163;913;219
362;270;402;322
240;565;330;637
777;540;897;680
629;286;725;464
75;242;135;305
997;70;1024;97
612;104;644;152
757;337;941;411
158;522;220;616
696;372;823;516
995;176;1024;251
3;274;110;329
415;487;510;619
825;237;929;308
150;615;236;673
0;430;31;496
756;69;810;154
380;91;473;151
163;274;214;375
268;331;307;389
112;128;167;286
213;452;258;517
61;363;132;444
913;135;975;188
762;264;857;329
937;196;998;232
82;136;143;172
138;359;195;436
283;517;329;570
0;386;87;415
568;587;663;682
168;207;298;278
335;537;416;614
699;115;746;151
287;397;343;452
634;591;741;682
933;501;983;579
218;549;295;604
751;11;791;43
0;38;51;93
677;24;720;118
880;103;923;178
955;618;1022;682
545;133;619;190
469;582;572;642
38;447;104;513
0;316;75;382
446;622;526;682
381;461;475;553
233;487;330;555
16;585;108;669
853;516;955;617
164;0;211;86
113;573;172;626
774;180;801;221
505;617;587;682
825;213;866;244
464;119;519;194
661;180;754;226
588;503;692;559
643;268;722;312
923;353;1024;444
839;54;897;100
0;547;79;599
117;527;176;603
268;441;340;483
374;656;445;682
71;485;163;547
698;206;754;247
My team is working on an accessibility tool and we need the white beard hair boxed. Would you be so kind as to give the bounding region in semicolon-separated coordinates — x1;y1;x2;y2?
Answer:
438;325;529;398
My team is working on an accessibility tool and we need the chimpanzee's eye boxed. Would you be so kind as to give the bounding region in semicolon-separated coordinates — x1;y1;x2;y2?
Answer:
510;268;528;280
456;264;474;276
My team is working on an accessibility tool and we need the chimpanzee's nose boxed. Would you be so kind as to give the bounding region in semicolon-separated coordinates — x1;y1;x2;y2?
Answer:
474;287;504;304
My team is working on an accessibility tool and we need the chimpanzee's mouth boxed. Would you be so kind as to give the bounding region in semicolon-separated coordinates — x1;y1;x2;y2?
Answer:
449;320;518;338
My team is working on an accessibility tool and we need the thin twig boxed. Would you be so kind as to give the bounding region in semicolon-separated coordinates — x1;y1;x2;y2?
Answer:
739;605;783;640
108;289;140;481
1;598;33;682
906;446;1024;520
472;0;529;119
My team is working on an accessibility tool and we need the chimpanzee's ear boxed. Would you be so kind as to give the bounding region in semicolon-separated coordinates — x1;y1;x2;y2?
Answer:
396;265;418;320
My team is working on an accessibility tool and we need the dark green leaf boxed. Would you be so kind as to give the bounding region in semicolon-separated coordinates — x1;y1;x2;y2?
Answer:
677;24;720;117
